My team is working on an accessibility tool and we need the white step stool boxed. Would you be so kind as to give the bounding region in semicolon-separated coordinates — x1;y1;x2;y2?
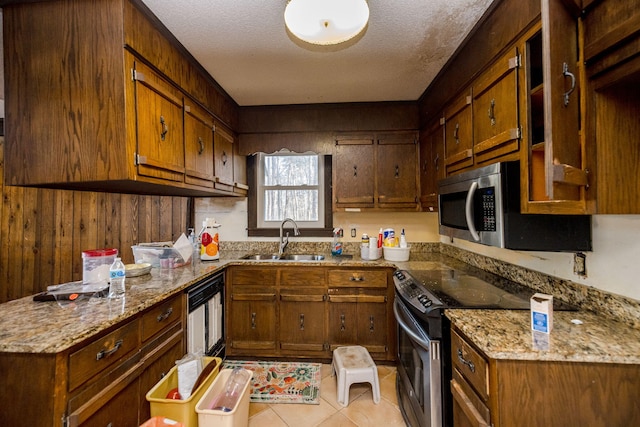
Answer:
332;345;380;407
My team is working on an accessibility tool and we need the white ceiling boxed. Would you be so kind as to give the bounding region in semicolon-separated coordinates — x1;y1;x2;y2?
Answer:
142;0;496;106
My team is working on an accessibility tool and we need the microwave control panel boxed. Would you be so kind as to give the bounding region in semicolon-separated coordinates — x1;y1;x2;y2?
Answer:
478;187;496;231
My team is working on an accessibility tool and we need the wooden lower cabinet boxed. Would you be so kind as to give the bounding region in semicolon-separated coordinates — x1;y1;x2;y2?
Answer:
226;265;396;361
451;327;640;427
0;294;185;427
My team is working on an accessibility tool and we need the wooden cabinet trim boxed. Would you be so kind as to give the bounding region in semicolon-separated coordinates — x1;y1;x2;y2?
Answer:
451;378;490;427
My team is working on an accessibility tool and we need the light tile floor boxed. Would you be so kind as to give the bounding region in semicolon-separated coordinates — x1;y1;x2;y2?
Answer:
248;363;407;427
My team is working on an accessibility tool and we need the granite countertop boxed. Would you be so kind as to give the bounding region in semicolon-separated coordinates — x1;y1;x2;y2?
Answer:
447;309;640;364
2;249;639;367
0;250;402;354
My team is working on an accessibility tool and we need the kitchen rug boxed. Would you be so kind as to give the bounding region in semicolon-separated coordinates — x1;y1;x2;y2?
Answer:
222;360;321;404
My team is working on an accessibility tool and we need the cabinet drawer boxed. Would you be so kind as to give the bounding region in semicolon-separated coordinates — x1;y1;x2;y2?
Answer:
327;269;387;288
141;294;184;343
230;267;277;286
451;329;488;400
69;319;139;391
452;368;490;424
280;268;326;286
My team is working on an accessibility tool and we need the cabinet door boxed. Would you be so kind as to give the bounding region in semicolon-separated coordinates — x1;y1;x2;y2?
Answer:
334;135;375;207
420;118;445;212
133;61;185;182
184;102;215;188
472;49;520;164
228;291;277;352
233;141;249;195
523;0;587;212
76;379;140;427
213;123;235;192
356;297;388;355
328;298;358;347
377;132;419;208
444;91;474;174
279;290;326;353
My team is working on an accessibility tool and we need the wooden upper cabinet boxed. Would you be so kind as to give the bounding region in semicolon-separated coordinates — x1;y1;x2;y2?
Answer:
472;48;521;165
444;90;474;174
521;0;588;214
2;0;239;197
333;131;419;210
376;132;419;207
213;123;236;192
132;58;185;182
184;101;215;188
334;135;376;207
419;118;445;212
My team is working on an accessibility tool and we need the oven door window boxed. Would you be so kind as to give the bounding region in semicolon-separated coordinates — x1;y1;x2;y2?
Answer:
399;327;426;406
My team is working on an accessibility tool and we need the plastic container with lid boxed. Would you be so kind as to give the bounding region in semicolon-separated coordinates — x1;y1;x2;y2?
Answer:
82;248;118;284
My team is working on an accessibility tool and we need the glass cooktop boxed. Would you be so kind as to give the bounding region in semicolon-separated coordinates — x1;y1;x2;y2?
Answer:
395;266;577;311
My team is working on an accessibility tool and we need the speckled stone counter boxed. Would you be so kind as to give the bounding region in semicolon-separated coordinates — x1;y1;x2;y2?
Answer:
0;249;402;354
447;309;640;364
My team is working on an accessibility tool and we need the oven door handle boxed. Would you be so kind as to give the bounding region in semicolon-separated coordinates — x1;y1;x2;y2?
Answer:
393;299;432;351
465;181;480;241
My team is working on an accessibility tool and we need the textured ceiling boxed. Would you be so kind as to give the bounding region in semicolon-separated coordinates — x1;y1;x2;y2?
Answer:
143;0;496;106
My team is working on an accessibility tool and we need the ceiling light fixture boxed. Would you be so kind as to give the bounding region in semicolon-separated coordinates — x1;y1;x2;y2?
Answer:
284;0;370;46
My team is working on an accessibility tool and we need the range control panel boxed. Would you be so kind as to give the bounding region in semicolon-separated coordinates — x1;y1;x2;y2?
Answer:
393;270;443;314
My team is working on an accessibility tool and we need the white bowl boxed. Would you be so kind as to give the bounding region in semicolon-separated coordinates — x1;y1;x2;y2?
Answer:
383;246;411;262
125;263;152;277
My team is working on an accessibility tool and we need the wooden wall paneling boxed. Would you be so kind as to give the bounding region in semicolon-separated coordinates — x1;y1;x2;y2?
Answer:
35;188;56;289
54;190;75;285
119;194;139;265
21;187;38;297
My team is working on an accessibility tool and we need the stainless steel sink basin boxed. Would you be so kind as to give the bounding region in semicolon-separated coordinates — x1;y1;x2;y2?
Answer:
280;254;325;261
240;253;326;261
241;254;280;260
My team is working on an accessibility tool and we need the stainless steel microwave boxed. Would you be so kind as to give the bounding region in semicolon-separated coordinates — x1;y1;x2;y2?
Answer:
438;162;591;251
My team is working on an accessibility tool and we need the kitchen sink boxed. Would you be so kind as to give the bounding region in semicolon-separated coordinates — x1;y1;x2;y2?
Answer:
240;253;325;261
241;253;280;260
280;254;325;261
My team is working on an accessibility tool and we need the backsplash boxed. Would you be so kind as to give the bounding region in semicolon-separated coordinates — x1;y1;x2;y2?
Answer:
440;244;640;329
221;240;640;329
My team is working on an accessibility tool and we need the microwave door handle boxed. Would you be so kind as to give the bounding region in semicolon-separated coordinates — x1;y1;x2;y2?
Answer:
465;181;480;241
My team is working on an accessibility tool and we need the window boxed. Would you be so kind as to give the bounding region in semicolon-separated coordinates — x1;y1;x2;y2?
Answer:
248;151;332;237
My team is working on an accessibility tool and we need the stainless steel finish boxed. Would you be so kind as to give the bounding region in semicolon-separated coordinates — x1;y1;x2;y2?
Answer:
395;297;442;427
240;253;325;261
280;254;325;261
279;218;300;257
241;254;280;260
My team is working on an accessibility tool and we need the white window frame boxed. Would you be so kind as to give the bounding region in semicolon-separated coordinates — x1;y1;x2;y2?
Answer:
256;151;325;229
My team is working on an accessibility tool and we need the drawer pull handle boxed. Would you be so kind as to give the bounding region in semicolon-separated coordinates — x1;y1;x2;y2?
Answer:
562;62;576;106
488;98;496;126
96;339;123;361
340;314;346;331
369;315;375;332
157;307;173;322
457;348;475;373
251;312;257;329
159;116;168;141
299;313;305;330
349;275;364;282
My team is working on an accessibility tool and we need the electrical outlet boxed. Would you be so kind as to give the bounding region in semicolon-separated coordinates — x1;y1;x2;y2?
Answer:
351;228;357;238
573;252;587;277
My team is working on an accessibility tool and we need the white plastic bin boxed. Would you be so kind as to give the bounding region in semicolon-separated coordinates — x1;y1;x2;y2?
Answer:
195;368;252;427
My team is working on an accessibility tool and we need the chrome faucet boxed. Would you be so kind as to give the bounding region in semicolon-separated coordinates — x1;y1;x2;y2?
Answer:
279;218;300;257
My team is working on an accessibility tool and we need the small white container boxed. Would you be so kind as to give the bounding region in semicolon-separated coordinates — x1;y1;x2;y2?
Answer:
196;368;252;427
383;245;411;262
82;248;118;284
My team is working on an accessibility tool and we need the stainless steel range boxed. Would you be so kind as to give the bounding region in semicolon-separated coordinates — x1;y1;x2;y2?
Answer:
392;267;575;427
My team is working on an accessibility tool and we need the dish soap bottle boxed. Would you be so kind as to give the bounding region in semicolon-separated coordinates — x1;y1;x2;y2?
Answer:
331;227;343;256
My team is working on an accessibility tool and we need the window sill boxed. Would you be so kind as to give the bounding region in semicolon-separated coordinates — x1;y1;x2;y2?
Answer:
247;227;334;238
